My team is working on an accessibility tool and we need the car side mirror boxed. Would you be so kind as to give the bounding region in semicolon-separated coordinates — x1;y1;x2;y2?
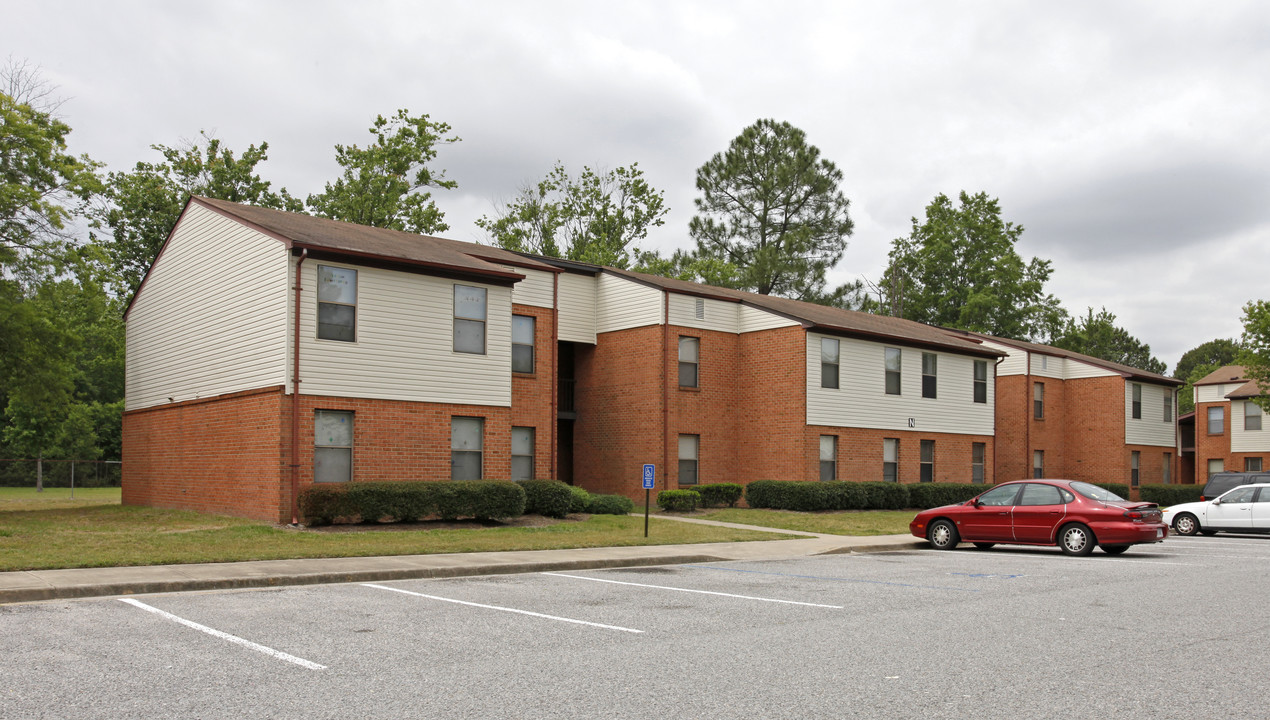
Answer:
1212;498;1222;505
970;498;982;507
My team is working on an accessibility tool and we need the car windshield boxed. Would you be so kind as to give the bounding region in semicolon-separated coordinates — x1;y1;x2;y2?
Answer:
1070;481;1125;502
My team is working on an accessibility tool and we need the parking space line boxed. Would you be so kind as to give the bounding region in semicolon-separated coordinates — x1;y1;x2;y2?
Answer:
689;565;980;592
117;598;325;670
1138;552;1270;561
542;572;845;608
1166;540;1270;547
361;583;643;633
1084;557;1198;566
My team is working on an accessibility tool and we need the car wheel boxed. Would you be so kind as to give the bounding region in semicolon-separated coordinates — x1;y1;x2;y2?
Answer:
927;519;959;550
973;543;995;550
1058;523;1096;556
1100;544;1130;555
1173;513;1199;536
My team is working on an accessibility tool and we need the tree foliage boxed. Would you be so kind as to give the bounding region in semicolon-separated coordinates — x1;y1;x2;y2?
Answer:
1173;338;1240;380
1239;300;1270;411
1051;307;1167;375
99;131;300;295
688;119;854;300
879;191;1066;341
477;162;667;268
307;109;458;235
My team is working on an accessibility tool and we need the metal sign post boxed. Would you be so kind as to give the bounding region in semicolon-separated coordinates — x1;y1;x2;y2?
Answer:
642;464;656;538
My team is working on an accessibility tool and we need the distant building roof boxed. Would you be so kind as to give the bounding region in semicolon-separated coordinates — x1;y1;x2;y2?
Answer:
954;331;1183;386
1192;365;1249;387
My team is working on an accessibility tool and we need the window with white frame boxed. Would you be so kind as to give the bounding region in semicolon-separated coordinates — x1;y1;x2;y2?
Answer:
921;353;937;399
884;348;901;395
454;285;487;354
1164;393;1173;422
883;438;899;482
512;315;535;373
920;440;934;482
1131;450;1140;487
972;442;985;483
973;360;988;404
451;416;483;480
317;266;357;342
1132;383;1142;420
1208;406;1224;434
1208;458;1224;475
678;434;699;485
1247;457;1263;472
1163;452;1172;484
1033;449;1044;479
819;435;837;482
1246;402;1262;431
821;338;839;389
314;410;353;483
511;426;535;480
1034;382;1045;420
679;337;699;388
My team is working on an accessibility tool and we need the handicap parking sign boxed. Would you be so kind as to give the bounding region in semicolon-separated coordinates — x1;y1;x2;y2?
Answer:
642;464;656;489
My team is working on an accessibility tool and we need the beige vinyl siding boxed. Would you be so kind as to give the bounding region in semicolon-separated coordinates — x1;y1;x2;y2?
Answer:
596;273;663;333
126;204;289;410
1063;359;1118;379
739;305;800;333
1029;354;1063;379
982;340;1026;376
557;272;597;344
1231;400;1270;452
805;333;994;435
298;261;512;406
1196;383;1242;404
667;294;739;333
1124;382;1175;447
504;266;554;308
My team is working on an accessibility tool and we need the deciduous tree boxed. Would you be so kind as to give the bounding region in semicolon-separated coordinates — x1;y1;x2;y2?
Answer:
1052;307;1167;374
1239;300;1270;411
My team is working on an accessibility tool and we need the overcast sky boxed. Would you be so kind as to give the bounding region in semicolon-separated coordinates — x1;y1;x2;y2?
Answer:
7;0;1269;372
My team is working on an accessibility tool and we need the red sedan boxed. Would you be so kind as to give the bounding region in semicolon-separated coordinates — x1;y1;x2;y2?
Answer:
909;479;1168;556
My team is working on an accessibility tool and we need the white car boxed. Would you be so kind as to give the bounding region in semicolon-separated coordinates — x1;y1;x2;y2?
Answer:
1162;483;1270;536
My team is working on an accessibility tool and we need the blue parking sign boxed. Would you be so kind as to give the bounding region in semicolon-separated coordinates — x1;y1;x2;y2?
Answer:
642;464;656;489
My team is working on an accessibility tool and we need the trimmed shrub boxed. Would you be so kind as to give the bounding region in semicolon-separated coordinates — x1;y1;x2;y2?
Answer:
568;485;593;514
657;489;701;512
744;480;866;511
855;482;910;510
517;480;574;519
907;483;982;509
1139;483;1202;506
1090;483;1132;500
587;494;635;515
298;481;526;525
697;483;744;508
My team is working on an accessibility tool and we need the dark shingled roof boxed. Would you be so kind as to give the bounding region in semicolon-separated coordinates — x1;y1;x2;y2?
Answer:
954;331;1183;386
601;267;1004;358
1192;365;1248;386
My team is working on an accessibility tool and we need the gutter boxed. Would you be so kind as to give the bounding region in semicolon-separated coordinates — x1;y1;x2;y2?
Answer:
290;249;308;525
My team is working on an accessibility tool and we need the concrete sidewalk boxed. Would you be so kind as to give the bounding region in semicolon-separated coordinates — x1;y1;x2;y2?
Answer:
0;517;926;605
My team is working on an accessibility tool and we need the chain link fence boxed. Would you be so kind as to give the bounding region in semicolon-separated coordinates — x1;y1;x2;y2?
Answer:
0;459;122;489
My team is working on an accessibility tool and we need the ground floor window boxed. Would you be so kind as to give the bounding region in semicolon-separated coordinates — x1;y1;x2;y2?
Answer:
678;434;699;485
314;410;353;483
1208;458;1224;475
972;442;985;484
1163;452;1172;484
512;426;535;480
1247;457;1263;472
1033;450;1044;479
883;438;898;482
1131;450;1140;487
919;440;934;483
451;417;483;480
819;435;837;481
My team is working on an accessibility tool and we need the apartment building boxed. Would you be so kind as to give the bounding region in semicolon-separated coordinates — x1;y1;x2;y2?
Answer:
1193;365;1269;483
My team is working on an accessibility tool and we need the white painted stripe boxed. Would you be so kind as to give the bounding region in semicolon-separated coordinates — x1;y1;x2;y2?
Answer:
1166;540;1270;547
361;583;643;634
1085;557;1198;566
118;598;325;670
543;572;844;608
1143;552;1270;560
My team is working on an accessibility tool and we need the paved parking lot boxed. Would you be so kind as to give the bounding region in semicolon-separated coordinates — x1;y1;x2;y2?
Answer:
4;536;1268;719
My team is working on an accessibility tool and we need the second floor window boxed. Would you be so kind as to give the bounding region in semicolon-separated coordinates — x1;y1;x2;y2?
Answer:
454;285;487;354
512;315;535;373
1208;406;1224;435
973;360;988;404
317;265;357;342
679;337;699;388
884;348;901;395
821;338;839;389
1246;402;1263;431
921;353;937;399
1132;383;1142;420
1164;393;1173;422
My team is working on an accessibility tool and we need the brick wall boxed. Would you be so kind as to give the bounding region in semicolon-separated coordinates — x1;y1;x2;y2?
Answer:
807;425;994;484
1195;401;1228;484
510;303;557;480
1060;375;1128;484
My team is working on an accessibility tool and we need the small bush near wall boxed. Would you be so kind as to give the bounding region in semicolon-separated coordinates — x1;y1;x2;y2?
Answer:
657;489;701;512
745;480;870;511
587;494;634;515
907;483;982;509
1139;484;1202;506
517;480;574;519
697;483;744;508
299;481;526;525
855;482;910;510
568;485;592;514
1091;483;1132;500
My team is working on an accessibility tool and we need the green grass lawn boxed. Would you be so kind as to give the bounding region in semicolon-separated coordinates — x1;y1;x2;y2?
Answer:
0;490;788;571
686;507;914;536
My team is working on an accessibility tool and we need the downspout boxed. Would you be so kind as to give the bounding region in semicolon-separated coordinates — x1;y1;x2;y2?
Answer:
662;289;670;490
290;249;308;525
551;273;559;479
1024;350;1031;479
993;355;1004;484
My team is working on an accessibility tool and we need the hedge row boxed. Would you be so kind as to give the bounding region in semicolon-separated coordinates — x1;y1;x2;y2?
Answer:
657;490;700;512
697;483;743;508
300;481;526;525
745;480;983;511
1090;483;1131;500
518;480;574;518
1138;483;1202;506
